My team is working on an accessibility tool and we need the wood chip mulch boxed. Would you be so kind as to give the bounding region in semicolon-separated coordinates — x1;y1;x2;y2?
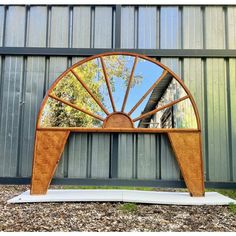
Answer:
0;185;236;232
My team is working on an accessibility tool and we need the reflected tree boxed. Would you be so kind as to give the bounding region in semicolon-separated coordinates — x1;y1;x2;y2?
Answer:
41;56;143;127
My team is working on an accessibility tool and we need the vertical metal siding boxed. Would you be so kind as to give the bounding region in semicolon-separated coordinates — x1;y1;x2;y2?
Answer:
160;7;181;49
0;5;235;184
117;134;135;179
0;6;4;46
204;7;230;181
229;59;236;181
136;134;158;179
227;7;236;49
0;56;24;176
160;135;179;180
4;6;26;47
138;6;158;49
73;6;91;48
50;6;69;47
205;7;226;49
182;7;203;49
227;7;236;181
121;6;135;48
68;133;89;178
94;7;113;48
90;133;110;178
0;6;26;177
26;7;47;47
206;59;230;181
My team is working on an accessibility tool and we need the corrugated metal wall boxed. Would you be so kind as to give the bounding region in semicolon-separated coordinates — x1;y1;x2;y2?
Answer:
0;5;235;183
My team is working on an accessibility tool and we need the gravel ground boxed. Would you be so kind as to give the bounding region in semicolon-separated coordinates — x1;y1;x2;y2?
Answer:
0;185;236;232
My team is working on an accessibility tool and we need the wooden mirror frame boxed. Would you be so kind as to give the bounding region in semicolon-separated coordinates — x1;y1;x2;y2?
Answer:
31;52;205;197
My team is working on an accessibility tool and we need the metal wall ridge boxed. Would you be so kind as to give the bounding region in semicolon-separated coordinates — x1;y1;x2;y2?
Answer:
1;47;236;57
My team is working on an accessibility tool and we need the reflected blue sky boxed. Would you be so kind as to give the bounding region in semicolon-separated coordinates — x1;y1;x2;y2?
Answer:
103;55;135;111
81;56;164;119
125;58;164;119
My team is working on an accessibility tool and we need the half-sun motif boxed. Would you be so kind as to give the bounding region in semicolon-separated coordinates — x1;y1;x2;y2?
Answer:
31;52;205;197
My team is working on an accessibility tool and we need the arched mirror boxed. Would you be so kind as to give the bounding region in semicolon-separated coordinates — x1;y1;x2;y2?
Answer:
31;52;204;197
38;54;199;130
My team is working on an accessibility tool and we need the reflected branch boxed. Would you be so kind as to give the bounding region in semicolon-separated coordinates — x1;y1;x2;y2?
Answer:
48;93;105;122
121;56;138;112
133;95;189;122
128;70;168;116
70;69;109;115
100;56;117;112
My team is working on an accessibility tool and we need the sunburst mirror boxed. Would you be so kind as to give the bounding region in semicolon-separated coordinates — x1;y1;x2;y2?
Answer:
31;52;205;197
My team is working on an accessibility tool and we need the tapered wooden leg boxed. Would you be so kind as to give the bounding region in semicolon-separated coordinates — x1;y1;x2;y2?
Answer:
167;132;205;197
31;130;70;195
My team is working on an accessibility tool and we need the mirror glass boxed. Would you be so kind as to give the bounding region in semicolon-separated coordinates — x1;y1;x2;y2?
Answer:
73;58;113;112
125;58;164;118
39;54;198;129
50;71;106;118
102;55;136;111
136;98;197;128
40;97;103;128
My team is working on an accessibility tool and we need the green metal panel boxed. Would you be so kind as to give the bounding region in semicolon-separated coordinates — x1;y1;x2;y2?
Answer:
136;134;158;179
227;7;236;49
90;133;110;178
229;59;236;181
206;59;230;181
50;6;69;48
182;7;203;49
4;6;26;47
205;7;226;49
68;133;88;178
117;133;135;179
26;6;47;47
0;6;4;46
0;57;24;176
121;6;135;48
73;6;91;48
138;6;158;49
160;7;181;49
160;135;179;180
94;6;113;48
227;8;236;181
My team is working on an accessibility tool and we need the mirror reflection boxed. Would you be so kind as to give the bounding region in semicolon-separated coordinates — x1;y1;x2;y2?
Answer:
40;97;103;127
73;58;113;112
51;71;106;118
125;58;164;118
102;55;137;111
39;54;198;129
137;99;197;128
